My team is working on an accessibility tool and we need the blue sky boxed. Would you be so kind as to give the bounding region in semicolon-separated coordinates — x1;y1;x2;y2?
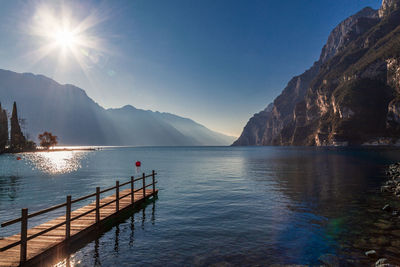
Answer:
0;0;381;137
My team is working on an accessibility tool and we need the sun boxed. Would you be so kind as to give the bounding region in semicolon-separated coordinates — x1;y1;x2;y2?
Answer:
54;29;77;48
27;3;106;71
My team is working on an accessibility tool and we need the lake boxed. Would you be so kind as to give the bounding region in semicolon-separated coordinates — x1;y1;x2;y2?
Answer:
1;146;400;266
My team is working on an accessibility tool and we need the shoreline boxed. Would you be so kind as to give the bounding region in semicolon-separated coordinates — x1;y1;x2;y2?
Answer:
33;148;99;152
372;163;400;267
0;147;99;154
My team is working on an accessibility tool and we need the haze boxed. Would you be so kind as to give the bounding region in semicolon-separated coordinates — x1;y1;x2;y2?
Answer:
0;0;381;137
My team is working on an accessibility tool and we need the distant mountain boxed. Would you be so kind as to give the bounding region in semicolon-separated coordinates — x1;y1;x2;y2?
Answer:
234;0;400;146
0;69;235;146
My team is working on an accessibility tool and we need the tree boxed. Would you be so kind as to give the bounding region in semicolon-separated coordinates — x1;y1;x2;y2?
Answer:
0;103;8;152
38;132;58;150
10;102;26;150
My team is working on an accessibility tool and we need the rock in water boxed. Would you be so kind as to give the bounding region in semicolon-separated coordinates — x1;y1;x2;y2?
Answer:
318;254;340;266
382;204;392;212
376;258;388;266
365;250;377;257
381;186;392;193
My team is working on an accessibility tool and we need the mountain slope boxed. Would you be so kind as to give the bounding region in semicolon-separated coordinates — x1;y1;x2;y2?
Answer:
155;112;235;145
106;105;199;146
234;0;400;146
0;69;233;146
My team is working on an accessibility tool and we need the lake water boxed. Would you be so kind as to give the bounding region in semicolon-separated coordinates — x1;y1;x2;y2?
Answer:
1;146;400;266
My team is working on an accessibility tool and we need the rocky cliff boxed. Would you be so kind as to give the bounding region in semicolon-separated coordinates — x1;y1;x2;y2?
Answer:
233;0;400;146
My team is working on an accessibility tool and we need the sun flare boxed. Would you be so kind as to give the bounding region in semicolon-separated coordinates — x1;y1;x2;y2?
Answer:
27;3;107;71
54;29;77;48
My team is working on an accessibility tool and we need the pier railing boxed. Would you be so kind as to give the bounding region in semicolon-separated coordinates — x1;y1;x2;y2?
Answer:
0;170;157;264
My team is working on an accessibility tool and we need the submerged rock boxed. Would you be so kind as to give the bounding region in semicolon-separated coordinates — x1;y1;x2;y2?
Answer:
386;246;400;255
395;186;400;195
365;250;377;257
353;238;368;249
269;265;308;267
383;204;392;212
370;228;387;235
369;236;390;246
390;239;400;246
391;229;400;237
318;254;340;267
209;262;233;267
376;258;388;266
374;221;392;230
382;186;392;193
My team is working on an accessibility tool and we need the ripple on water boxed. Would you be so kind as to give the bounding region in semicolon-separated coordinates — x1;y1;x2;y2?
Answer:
23;151;88;175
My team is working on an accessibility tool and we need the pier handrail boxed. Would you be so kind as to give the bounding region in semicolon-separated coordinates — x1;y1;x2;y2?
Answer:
0;170;158;264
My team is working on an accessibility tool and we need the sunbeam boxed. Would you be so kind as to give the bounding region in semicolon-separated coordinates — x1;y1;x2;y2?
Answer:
26;2;107;73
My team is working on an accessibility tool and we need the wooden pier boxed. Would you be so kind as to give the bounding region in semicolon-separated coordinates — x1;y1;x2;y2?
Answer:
0;171;158;267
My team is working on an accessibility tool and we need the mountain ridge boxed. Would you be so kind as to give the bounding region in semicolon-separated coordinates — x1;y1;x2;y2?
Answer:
0;69;235;146
233;0;400;146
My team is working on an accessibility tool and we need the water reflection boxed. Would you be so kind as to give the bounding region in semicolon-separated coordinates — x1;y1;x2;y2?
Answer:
24;151;87;175
141;207;146;229
94;239;101;266
6;147;399;266
114;225;119;253
151;198;156;225
244;148;400;264
0;175;20;201
56;200;157;267
53;255;81;267
129;215;135;247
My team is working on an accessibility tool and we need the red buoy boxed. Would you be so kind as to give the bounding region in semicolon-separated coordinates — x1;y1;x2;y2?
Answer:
135;161;141;167
16;157;21;161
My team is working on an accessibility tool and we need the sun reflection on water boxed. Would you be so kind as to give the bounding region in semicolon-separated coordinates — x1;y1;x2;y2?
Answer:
53;255;81;267
24;151;87;175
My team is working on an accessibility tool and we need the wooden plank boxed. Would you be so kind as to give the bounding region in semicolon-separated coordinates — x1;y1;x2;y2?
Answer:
0;187;157;267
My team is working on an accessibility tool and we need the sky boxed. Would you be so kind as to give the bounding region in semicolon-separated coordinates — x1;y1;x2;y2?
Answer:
0;0;382;137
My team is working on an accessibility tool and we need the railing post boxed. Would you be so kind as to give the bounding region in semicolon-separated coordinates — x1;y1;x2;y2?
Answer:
66;195;71;239
152;170;156;194
116;181;120;212
131;176;134;204
142;173;146;198
20;208;28;264
96;187;100;223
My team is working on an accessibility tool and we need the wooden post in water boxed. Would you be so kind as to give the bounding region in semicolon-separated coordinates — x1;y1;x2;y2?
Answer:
131;176;134;204
152;170;156;194
96;187;100;223
66;195;71;239
116;181;120;212
142;173;146;198
20;208;28;263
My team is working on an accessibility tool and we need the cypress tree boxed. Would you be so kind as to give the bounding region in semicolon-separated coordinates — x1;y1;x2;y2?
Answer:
10;102;26;150
0;103;8;152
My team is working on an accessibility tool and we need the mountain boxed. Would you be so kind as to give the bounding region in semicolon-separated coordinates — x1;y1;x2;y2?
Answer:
0;69;235;146
233;0;400;146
